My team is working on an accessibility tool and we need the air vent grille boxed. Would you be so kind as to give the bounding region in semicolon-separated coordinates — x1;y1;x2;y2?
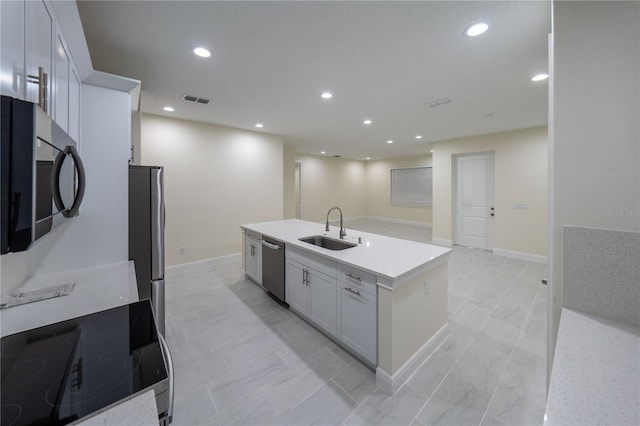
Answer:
183;94;210;105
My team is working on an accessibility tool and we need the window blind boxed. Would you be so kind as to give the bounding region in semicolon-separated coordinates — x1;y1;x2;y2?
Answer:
390;167;432;206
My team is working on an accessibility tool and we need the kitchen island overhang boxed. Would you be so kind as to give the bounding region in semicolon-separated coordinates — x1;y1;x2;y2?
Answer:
240;219;451;394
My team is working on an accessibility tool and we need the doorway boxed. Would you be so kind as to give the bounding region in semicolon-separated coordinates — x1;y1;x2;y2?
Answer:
295;161;302;219
453;152;495;250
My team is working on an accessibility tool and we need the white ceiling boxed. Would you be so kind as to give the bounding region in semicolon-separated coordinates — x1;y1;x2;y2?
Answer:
77;1;550;160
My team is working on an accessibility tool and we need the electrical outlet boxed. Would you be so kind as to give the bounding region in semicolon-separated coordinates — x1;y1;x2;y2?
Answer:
424;280;431;295
179;247;185;255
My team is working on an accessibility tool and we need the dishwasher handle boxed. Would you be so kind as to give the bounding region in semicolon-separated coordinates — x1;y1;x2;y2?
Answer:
262;240;282;250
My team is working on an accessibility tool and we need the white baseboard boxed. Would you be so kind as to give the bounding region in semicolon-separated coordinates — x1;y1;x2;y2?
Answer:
430;238;452;247
166;252;241;272
362;215;432;228
376;322;449;395
493;248;547;264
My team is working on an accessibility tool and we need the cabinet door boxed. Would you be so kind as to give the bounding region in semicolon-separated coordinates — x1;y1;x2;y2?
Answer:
308;269;337;335
285;260;307;315
338;284;377;364
0;0;25;98
245;240;258;281
68;65;81;142
26;0;53;114
54;30;69;132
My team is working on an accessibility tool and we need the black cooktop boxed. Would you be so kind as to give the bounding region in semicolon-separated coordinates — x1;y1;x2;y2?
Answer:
1;300;168;426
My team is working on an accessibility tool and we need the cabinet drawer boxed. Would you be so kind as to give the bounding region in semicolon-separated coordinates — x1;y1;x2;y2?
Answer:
246;230;261;242
286;246;336;278
338;265;376;295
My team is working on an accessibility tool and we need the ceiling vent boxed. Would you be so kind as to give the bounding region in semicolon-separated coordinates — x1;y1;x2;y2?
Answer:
333;155;341;158
183;94;210;105
425;98;453;108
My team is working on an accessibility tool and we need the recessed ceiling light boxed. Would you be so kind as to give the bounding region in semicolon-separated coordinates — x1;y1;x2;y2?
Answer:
387;140;393;144
365;157;370;160
193;47;211;58
363;119;372;125
163;106;175;112
321;151;326;154
416;135;422;140
531;73;549;82
464;22;489;37
255;123;264;128
321;92;333;99
430;150;434;153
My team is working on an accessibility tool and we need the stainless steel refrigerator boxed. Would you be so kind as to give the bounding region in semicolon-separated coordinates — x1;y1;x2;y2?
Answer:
129;165;166;336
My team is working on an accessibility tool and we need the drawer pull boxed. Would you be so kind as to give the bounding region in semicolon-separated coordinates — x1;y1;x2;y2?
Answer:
345;287;361;296
345;273;361;282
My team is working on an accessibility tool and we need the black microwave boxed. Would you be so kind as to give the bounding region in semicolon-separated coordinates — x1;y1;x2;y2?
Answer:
1;96;86;254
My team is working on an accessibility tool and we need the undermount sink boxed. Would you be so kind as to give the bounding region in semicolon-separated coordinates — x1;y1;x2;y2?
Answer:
299;235;357;251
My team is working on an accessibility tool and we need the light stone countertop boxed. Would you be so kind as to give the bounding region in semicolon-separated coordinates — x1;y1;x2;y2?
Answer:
241;219;451;288
76;389;159;426
544;308;640;426
0;261;161;425
1;260;139;337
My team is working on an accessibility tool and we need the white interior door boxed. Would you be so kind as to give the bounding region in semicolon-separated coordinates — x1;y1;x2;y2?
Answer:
454;152;495;250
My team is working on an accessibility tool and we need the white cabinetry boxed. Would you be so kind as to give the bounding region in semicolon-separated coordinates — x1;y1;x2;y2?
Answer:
245;232;262;284
25;0;54;113
54;28;69;132
0;0;25;98
285;247;337;336
1;0;81;143
337;265;377;364
285;246;377;364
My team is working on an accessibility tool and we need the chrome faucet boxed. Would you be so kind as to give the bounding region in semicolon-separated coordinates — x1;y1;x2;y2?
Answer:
325;206;347;239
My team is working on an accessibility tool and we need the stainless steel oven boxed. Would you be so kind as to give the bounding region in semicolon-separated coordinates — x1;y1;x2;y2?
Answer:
1;95;86;254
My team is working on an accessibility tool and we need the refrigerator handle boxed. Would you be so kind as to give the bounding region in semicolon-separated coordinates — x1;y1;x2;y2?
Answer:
151;168;164;278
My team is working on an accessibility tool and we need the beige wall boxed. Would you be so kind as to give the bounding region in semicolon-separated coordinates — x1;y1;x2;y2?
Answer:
141;114;284;266
365;155;433;225
283;145;296;219
295;154;367;222
549;1;640;378
432;126;548;258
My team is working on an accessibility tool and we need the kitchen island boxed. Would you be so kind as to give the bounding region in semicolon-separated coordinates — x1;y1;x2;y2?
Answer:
240;219;451;394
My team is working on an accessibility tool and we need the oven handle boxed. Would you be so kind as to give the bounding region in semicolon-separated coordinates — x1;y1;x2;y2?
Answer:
158;333;174;423
52;145;86;218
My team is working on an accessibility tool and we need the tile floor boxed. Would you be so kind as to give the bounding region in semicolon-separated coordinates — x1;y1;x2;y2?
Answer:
164;219;547;425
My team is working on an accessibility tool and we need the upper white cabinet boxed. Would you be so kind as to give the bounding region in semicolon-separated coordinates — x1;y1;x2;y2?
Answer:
68;65;81;142
0;0;25;98
25;0;54;114
54;30;69;132
1;0;81;142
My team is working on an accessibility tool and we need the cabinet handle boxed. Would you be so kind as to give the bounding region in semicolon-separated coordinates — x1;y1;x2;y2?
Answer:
305;270;310;286
27;66;48;113
345;273;361;282
345;287;361;296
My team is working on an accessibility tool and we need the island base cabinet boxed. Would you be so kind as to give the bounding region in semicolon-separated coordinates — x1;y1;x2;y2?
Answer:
337;283;377;365
307;269;337;335
285;260;307;314
285;258;337;336
245;233;262;284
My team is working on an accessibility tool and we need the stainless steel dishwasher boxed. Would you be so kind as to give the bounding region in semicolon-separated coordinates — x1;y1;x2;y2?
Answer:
261;237;286;303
